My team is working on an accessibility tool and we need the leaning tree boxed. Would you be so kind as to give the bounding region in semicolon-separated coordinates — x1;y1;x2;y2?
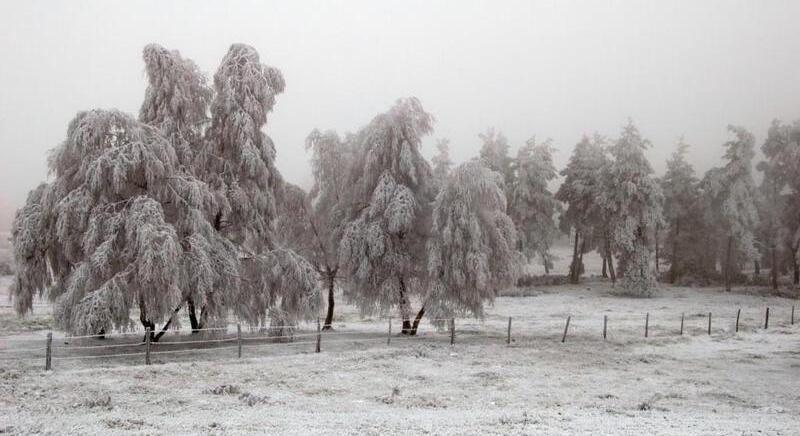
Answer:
426;161;521;321
339;97;436;335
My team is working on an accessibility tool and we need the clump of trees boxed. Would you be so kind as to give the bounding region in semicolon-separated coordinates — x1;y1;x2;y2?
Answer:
10;43;800;340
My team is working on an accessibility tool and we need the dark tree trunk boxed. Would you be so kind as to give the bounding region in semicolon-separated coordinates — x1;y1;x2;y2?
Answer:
398;277;413;334
323;270;336;330
569;229;580;284
138;295;155;342
670;219;680;283
725;235;733;292
409;306;425;336
154;302;184;341
754;260;760;278
577;239;586;279
187;297;200;332
602;256;608;278
771;246;779;290
605;236;616;284
654;225;660;274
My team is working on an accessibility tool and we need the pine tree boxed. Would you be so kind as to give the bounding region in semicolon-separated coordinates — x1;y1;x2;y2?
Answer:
555;134;609;283
509;137;561;274
426;161;521;321
478;128;514;189
339;98;435;335
758;119;800;287
431;138;453;187
707;126;759;292
600;121;663;296
660;139;700;282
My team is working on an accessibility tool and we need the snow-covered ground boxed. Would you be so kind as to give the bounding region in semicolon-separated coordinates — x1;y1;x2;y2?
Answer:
1;275;798;435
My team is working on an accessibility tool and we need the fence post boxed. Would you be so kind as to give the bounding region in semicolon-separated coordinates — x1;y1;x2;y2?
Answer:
561;316;570;343
764;307;769;329
707;312;712;335
680;313;684;336
45;332;52;371
603;315;607;340
237;324;242;358
506;317;512;345
450;318;455;345
387;317;392;345
316;318;321;353
645;313;649;338
735;308;741;333
145;327;151;365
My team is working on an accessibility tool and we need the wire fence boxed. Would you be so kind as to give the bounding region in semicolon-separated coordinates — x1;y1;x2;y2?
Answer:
0;304;795;371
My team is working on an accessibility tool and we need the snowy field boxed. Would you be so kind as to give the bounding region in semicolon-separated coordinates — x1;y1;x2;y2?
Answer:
1;273;799;435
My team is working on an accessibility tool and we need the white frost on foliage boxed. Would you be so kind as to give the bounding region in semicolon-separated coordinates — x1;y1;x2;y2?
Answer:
427;161;521;320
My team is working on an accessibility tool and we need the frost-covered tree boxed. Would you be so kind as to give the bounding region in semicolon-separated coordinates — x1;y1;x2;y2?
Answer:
11;44;320;339
509;137;561;274
706;126;759;292
139;43;212;166
427;161;521;320
11;110;237;339
600;121;663;296
478;128;514;189
555;134;610;283
758;119;800;286
431;138;453;187
196;44;320;328
339;97;435;335
660;139;700;282
303;129;356;329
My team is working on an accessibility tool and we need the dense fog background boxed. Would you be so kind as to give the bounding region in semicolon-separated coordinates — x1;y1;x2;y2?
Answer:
1;0;799;231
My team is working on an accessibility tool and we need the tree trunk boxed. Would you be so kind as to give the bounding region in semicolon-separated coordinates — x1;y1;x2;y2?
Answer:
793;249;800;285
654;225;660;274
138;297;155;342
605;237;616;284
409;306;425;336
323;271;336;330
771;246;779;290
670;219;680;283
569;229;580;284
398;277;413;334
154;302;183;341
187;297;200;332
577;239;586;279
602;257;608;278
725;235;733;292
754;260;760;278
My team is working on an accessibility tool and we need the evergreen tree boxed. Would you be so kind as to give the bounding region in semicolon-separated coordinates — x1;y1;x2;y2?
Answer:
509;137;561;273
555;134;609;283
431;138;453;187
600;121;663;296
660;139;700;282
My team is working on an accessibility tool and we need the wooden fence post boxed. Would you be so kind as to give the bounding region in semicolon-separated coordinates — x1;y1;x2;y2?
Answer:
603;315;607;340
561;316;570;343
680;313;684;336
506;317;512;345
707;312;712;335
315;318;321;353
387;317;392;345
237;324;242;358
450;318;455;345
45;332;52;371
764;307;769;329
645;313;649;338
735;308;741;333
145;327;151;365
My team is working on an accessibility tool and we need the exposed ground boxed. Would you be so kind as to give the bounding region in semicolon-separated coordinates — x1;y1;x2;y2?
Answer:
1;269;798;435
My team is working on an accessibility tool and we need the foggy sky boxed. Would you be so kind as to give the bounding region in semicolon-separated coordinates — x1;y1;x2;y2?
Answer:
1;0;799;231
